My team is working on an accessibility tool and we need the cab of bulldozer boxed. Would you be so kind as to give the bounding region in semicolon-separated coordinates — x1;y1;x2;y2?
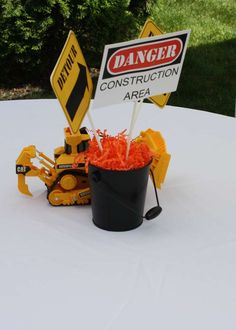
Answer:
64;127;90;155
54;127;90;160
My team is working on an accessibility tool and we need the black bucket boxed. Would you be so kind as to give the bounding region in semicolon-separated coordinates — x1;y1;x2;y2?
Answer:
88;162;151;231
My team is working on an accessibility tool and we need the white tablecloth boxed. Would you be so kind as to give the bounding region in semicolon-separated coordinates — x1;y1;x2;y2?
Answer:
0;99;236;330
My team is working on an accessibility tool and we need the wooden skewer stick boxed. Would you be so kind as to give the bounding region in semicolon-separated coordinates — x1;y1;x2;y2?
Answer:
87;110;103;152
126;99;144;159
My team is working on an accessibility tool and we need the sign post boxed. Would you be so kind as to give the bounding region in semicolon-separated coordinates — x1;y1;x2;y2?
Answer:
50;31;93;134
94;29;190;157
93;30;191;109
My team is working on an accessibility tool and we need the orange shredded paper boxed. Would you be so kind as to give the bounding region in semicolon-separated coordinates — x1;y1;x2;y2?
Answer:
86;130;152;171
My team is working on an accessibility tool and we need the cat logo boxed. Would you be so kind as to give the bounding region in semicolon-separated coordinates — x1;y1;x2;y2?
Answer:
139;19;171;108
50;31;93;134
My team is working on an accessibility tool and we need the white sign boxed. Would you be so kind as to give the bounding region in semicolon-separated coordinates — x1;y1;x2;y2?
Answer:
94;30;190;108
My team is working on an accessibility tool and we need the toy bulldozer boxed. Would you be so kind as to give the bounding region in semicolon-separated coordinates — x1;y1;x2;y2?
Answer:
16;127;170;206
16;127;91;206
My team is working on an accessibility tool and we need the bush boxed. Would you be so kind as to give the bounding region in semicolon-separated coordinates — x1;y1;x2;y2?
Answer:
0;0;155;89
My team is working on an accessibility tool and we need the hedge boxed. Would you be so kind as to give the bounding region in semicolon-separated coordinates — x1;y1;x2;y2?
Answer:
0;0;155;88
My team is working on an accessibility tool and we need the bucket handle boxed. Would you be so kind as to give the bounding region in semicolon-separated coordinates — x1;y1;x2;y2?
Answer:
91;169;162;220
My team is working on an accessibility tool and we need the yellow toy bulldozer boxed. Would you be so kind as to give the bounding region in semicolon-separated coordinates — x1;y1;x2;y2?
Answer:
16;127;91;206
16;127;170;206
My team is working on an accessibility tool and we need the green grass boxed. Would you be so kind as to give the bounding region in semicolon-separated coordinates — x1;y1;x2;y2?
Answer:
152;0;236;116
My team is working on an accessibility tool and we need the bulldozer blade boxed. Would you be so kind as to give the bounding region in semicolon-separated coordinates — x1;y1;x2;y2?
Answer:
151;152;171;189
18;174;32;197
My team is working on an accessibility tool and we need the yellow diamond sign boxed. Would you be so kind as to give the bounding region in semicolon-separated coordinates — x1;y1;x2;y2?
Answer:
139;19;171;108
50;31;93;134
